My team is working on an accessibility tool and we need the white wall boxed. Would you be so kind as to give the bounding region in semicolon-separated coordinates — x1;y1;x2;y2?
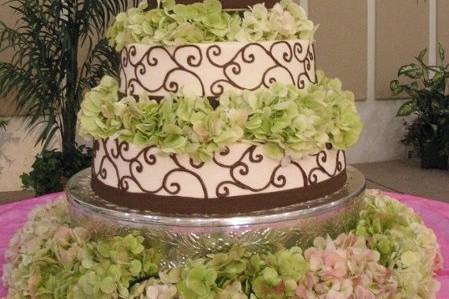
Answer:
347;100;407;164
347;0;408;164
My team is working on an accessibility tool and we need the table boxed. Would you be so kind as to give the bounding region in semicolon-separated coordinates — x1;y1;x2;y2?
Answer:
0;192;448;298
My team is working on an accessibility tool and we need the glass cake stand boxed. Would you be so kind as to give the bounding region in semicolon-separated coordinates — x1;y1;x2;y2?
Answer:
66;167;366;268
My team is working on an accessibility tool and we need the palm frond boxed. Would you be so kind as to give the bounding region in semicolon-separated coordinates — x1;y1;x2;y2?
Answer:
0;0;133;152
0;21;22;52
77;0;134;41
78;38;119;93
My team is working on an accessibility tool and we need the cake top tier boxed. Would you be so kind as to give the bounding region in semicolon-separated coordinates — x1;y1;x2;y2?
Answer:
110;0;317;98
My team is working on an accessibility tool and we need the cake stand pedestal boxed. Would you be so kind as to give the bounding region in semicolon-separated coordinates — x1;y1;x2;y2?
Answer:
66;167;366;268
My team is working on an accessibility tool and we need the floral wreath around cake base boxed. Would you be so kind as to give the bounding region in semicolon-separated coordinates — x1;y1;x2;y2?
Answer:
2;190;442;299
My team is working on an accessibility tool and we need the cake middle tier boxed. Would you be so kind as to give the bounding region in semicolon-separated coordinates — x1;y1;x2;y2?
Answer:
92;139;346;214
120;39;316;98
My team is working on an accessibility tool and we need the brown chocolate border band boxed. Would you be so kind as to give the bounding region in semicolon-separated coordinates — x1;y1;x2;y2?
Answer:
91;170;347;215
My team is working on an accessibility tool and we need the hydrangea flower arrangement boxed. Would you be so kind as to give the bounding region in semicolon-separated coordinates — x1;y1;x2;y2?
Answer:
107;0;316;51
298;234;398;299
77;71;362;161
3;191;442;298
356;190;443;299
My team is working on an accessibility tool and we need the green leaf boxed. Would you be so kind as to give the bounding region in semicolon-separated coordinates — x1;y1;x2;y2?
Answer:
432;70;444;83
398;63;422;79
439;42;445;63
416;48;428;63
390;80;403;95
396;100;416;117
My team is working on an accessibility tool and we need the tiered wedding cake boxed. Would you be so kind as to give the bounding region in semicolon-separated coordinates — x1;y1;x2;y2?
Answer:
3;2;443;298
78;0;363;215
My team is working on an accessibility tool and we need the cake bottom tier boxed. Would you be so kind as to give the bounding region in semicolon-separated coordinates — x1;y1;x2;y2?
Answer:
92;139;347;214
67;167;365;268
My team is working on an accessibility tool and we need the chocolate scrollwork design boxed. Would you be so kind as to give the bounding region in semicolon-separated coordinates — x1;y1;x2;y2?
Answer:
124;44;205;96
92;140;345;201
215;145;293;197
120;40;316;99
308;149;346;185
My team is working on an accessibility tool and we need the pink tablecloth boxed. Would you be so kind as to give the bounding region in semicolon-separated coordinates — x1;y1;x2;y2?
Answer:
0;192;448;298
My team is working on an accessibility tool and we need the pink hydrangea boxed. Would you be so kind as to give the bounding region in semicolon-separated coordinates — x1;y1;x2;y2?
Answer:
296;233;397;299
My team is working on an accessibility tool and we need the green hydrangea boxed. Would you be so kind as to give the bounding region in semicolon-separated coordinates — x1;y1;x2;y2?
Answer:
78;72;362;162
107;0;316;51
206;247;248;283
177;263;218;299
313;72;363;149
77;75;122;139
215;281;248;299
3;203;162;299
251;247;307;299
236;0;315;42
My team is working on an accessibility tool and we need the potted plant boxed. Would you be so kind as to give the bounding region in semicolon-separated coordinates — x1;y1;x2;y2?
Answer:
0;0;137;195
391;44;449;170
